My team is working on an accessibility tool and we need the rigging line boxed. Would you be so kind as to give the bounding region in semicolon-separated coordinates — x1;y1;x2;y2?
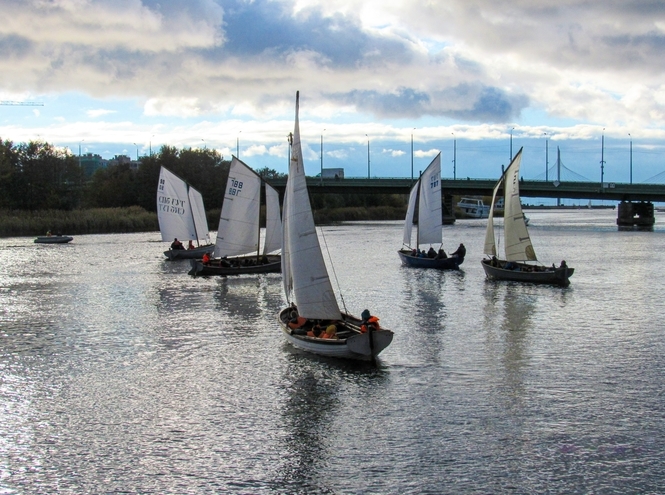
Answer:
318;226;348;315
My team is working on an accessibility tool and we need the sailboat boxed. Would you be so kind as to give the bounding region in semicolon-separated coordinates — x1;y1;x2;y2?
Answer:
157;166;214;260
278;92;394;361
189;156;282;276
481;148;574;286
397;153;464;270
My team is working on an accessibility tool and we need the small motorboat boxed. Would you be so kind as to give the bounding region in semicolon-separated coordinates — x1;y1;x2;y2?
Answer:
34;235;73;244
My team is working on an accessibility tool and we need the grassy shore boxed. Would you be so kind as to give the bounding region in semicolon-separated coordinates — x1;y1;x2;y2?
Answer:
0;205;407;237
0;207;158;237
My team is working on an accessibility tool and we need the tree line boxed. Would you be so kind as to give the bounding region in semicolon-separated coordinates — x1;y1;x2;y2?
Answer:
0;138;407;237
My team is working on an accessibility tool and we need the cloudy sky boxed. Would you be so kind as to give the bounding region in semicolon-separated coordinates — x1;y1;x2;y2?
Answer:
1;0;665;182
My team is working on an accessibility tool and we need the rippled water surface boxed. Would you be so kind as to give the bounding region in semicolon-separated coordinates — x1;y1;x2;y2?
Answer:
1;209;665;494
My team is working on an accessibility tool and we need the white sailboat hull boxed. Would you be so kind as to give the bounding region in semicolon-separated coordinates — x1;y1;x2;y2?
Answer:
278;308;393;361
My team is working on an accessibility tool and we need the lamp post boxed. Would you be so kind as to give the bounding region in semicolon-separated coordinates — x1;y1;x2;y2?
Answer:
600;129;605;186
201;138;206;149
320;129;325;185
544;133;549;182
366;134;370;179
510;127;515;161
133;142;139;160
150;135;154;156
411;128;415;182
629;133;633;184
452;133;457;180
78;139;85;169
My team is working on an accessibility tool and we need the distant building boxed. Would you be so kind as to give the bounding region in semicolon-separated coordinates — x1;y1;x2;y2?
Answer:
79;153;108;178
107;154;141;171
322;167;344;179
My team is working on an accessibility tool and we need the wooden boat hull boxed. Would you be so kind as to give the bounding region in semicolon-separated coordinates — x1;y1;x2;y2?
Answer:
481;258;574;287
189;254;281;276
34;236;73;244
278;307;394;361
397;249;463;270
164;244;214;260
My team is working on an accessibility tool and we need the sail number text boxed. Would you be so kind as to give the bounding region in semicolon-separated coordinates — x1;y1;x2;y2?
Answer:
158;195;187;215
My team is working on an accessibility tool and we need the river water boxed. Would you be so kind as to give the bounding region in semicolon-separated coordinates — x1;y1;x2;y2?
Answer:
1;209;664;494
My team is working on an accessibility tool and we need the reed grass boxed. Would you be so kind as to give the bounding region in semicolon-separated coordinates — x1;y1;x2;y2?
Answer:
0;205;407;237
0;207;158;237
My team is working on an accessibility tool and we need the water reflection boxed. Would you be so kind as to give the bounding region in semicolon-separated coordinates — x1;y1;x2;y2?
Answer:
274;359;388;493
213;275;283;322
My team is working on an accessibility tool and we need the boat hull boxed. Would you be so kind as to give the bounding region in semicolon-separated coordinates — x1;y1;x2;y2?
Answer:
34;236;73;244
164;244;214;260
278;307;394;361
189;255;281;276
397;249;463;270
481;258;574;287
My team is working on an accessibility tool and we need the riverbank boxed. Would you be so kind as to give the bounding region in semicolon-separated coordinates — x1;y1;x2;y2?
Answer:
0;205;408;237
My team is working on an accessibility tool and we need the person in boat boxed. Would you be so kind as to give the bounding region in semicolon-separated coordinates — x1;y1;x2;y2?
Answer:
288;309;307;330
171;238;184;250
436;248;447;259
427;247;437;258
202;252;211;265
560;260;568;270
46;230;52;237
360;309;381;333
451;243;466;259
307;322;324;338
188;240;195;250
321;324;338;339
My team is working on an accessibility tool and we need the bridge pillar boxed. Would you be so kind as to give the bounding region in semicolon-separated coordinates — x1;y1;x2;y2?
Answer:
442;193;456;225
617;201;654;229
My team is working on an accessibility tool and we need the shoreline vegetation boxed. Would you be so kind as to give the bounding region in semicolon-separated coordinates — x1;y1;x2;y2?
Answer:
0;205;409;238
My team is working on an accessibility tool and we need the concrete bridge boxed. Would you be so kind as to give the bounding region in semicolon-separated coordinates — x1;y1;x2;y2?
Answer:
266;177;664;227
267;177;665;202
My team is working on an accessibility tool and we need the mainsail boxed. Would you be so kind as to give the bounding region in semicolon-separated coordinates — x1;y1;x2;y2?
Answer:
214;156;282;258
282;92;341;321
402;154;442;247
483;149;536;261
157;166;210;243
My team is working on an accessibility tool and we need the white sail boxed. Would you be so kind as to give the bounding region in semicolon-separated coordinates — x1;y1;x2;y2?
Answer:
263;183;282;255
157;166;208;242
402;178;419;246
416;154;442;246
283;92;341;321
214;157;262;257
502;149;536;261
483;179;502;257
188;187;210;244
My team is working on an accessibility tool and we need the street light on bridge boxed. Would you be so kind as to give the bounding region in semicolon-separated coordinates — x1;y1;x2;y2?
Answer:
366;134;370;179
320;129;325;185
411;128;415;183
600;128;606;186
510;127;515;161
629;133;633;184
452;132;457;180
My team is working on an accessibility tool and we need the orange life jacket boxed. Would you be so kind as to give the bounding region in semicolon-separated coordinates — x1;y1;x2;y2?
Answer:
361;316;380;333
288;316;307;329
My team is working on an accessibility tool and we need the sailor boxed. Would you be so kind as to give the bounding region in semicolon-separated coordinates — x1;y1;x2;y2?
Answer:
171;238;184;250
360;309;381;333
451;243;466;259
